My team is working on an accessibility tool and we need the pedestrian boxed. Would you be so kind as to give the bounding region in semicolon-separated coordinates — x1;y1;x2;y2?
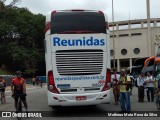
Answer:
156;72;160;89
32;76;36;86
126;69;134;95
111;69;120;105
35;76;39;86
38;79;42;88
118;69;131;113
144;72;155;102
0;76;6;102
137;72;145;102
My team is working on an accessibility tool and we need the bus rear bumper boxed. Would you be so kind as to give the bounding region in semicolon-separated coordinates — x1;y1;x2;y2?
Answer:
48;90;111;106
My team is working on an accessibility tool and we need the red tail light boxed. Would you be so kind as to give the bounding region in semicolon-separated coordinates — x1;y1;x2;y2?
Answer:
101;69;111;91
45;22;50;33
48;70;59;94
51;10;56;14
106;22;109;30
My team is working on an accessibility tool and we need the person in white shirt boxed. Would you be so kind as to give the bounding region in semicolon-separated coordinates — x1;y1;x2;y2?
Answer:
144;72;154;102
137;72;145;102
111;69;120;105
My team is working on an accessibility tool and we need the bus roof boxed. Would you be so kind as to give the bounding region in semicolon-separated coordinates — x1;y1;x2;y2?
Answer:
45;9;108;22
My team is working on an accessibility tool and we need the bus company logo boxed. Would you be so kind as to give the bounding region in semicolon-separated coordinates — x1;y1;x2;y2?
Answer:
57;84;70;88
53;36;105;46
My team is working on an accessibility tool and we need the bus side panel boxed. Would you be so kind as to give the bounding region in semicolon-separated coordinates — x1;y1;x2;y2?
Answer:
45;35;54;103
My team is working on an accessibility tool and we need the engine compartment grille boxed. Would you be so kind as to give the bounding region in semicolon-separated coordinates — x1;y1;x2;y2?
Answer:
56;49;103;76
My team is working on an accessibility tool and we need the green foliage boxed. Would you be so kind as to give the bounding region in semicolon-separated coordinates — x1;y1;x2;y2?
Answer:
0;1;46;75
24;68;37;76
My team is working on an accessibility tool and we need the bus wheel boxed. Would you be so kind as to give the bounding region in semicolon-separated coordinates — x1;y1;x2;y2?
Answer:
52;106;61;111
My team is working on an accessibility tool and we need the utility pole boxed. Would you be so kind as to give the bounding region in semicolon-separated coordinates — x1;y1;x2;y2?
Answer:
147;0;152;56
112;0;116;69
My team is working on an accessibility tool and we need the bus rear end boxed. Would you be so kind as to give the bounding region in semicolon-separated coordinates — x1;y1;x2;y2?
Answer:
45;10;111;107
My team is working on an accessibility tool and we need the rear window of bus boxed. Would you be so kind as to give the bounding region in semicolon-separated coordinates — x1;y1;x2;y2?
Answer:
51;12;106;34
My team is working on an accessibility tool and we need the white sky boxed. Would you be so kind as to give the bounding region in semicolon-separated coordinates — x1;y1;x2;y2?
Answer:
5;0;160;22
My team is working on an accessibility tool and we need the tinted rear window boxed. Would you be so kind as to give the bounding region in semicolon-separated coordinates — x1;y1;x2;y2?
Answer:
51;12;106;34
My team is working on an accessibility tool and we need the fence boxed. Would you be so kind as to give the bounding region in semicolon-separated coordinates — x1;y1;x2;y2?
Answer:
36;76;46;83
0;75;14;86
0;75;46;86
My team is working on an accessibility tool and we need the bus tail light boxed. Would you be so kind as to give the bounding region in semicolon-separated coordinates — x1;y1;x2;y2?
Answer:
99;11;104;14
48;70;60;94
101;68;111;91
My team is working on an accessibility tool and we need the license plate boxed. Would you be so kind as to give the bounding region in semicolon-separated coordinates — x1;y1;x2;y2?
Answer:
76;96;87;101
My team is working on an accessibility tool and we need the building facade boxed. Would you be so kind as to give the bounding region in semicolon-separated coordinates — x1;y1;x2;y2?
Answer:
109;18;160;72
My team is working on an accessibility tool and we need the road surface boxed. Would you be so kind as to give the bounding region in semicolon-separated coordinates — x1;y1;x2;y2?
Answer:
0;84;159;120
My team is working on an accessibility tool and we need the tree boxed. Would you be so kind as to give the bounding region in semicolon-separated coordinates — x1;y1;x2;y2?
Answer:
0;3;45;76
0;0;21;6
10;0;21;6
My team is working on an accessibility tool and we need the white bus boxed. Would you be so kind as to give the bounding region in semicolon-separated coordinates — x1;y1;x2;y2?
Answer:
45;10;111;108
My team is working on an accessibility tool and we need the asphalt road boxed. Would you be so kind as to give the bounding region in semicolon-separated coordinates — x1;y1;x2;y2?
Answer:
0;85;160;120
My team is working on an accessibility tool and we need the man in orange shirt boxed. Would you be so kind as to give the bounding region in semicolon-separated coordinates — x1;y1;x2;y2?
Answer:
11;71;28;112
0;76;6;102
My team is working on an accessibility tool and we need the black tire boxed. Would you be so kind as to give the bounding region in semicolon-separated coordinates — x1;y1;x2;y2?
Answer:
17;117;21;120
156;101;159;110
1;92;5;104
1;95;4;104
16;98;22;120
52;106;62;111
158;101;160;110
156;97;160;110
0;97;2;103
0;92;3;104
87;105;97;107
